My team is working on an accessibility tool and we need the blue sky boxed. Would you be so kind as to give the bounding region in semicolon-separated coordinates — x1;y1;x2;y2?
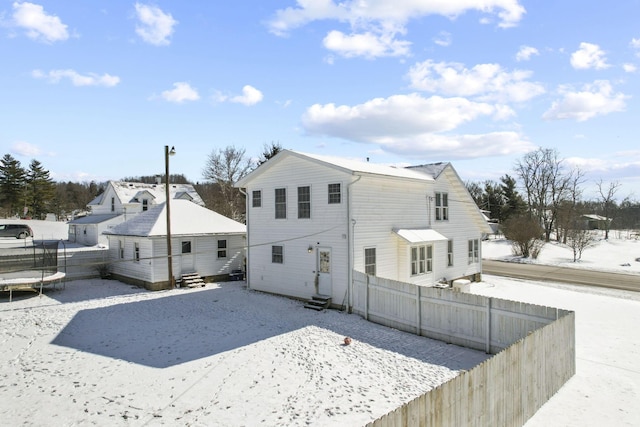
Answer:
1;1;639;201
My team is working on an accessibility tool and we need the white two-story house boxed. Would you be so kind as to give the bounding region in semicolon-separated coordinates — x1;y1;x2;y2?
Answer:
235;150;491;309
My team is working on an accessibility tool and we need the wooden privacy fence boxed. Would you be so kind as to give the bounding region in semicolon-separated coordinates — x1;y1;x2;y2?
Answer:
352;271;575;427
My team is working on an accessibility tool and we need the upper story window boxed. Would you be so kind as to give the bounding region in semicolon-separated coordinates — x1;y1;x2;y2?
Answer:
252;190;262;208
447;240;454;267
142;199;148;211
275;188;286;219
468;239;479;264
111;197;115;212
435;192;448;221
298;186;310;219
328;183;341;204
119;240;124;259
364;248;376;276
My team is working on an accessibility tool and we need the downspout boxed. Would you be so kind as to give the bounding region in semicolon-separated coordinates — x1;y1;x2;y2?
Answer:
346;174;362;313
239;187;250;289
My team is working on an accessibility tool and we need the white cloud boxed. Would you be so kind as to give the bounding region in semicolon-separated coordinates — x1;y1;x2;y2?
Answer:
623;63;637;73
267;1;524;58
300;93;533;159
407;60;545;103
631;38;640;49
227;85;264;106
161;82;199;103
12;1;68;43
134;3;177;46
433;31;451;47
515;45;539;61
268;0;525;36
32;69;120;87
322;30;410;58
570;42;610;70
12;141;42;157
543;80;627;122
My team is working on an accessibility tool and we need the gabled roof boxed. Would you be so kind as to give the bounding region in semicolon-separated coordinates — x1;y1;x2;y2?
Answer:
104;199;245;237
236;150;434;187
405;162;450;179
68;214;120;225
89;181;205;207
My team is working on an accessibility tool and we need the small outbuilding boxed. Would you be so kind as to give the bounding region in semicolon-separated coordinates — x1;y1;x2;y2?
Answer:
104;199;246;290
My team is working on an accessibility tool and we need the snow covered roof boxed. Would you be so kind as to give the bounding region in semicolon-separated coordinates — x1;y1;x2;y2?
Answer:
104;199;245;237
68;214;120;225
393;228;448;243
237;150;434;186
405;162;450;179
89;181;205;207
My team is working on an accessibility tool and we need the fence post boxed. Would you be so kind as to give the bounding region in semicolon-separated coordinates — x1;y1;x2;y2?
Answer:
416;285;421;335
485;297;492;354
365;274;369;321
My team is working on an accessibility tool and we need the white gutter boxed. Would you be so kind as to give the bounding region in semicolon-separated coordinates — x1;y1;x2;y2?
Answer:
238;187;250;289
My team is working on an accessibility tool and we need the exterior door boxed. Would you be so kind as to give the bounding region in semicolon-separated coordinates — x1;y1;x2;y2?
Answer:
180;239;195;274
317;248;332;296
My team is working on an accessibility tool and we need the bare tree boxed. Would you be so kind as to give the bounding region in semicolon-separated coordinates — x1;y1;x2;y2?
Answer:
202;146;254;221
596;179;620;240
566;228;597;262
515;148;580;242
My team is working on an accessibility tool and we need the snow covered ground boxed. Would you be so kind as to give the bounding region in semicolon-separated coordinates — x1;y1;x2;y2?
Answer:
1;221;639;426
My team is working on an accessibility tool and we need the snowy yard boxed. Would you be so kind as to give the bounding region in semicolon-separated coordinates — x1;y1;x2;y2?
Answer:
1;221;639;426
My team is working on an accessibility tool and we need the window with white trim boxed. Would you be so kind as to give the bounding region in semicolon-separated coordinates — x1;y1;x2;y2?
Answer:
182;241;192;254
364;248;376;276
142;199;148;211
217;240;227;258
468;239;479;264
298;186;310;219
111;197;115;212
411;245;433;276
328;183;341;204
275;188;286;219
435;192;448;221
134;242;140;262
447;240;454;267
272;245;283;264
252;190;262;208
119;240;124;259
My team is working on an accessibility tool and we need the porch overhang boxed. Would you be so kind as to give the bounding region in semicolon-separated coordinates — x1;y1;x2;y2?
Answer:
393;228;448;243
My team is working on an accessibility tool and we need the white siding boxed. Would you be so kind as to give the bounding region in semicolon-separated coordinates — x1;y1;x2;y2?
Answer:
245;156;350;301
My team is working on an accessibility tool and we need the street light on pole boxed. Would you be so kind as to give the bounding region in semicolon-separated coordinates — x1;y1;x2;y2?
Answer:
165;145;176;289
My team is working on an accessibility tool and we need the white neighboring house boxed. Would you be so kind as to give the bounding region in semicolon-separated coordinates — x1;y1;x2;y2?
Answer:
235;150;492;308
68;180;205;246
104;199;246;291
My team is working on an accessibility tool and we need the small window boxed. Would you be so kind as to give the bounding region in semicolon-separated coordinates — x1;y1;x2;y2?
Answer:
142;199;148;211
364;248;376;276
182;241;192;254
298;186;310;219
468;239;479;264
328;183;341;204
119;240;124;259
217;240;227;258
447;240;454;267
435;192;449;221
252;190;262;208
275;188;286;219
134;242;140;262
272;245;283;264
111;197;115;212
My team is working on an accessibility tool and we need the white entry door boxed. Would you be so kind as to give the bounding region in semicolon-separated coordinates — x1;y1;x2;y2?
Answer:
180;239;195;274
317;248;332;296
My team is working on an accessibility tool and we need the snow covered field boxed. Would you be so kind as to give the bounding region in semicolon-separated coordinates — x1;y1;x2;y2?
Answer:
1;220;639;426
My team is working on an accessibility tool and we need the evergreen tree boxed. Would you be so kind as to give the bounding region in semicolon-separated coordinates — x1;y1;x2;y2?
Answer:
25;159;56;218
499;174;526;222
0;154;27;217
